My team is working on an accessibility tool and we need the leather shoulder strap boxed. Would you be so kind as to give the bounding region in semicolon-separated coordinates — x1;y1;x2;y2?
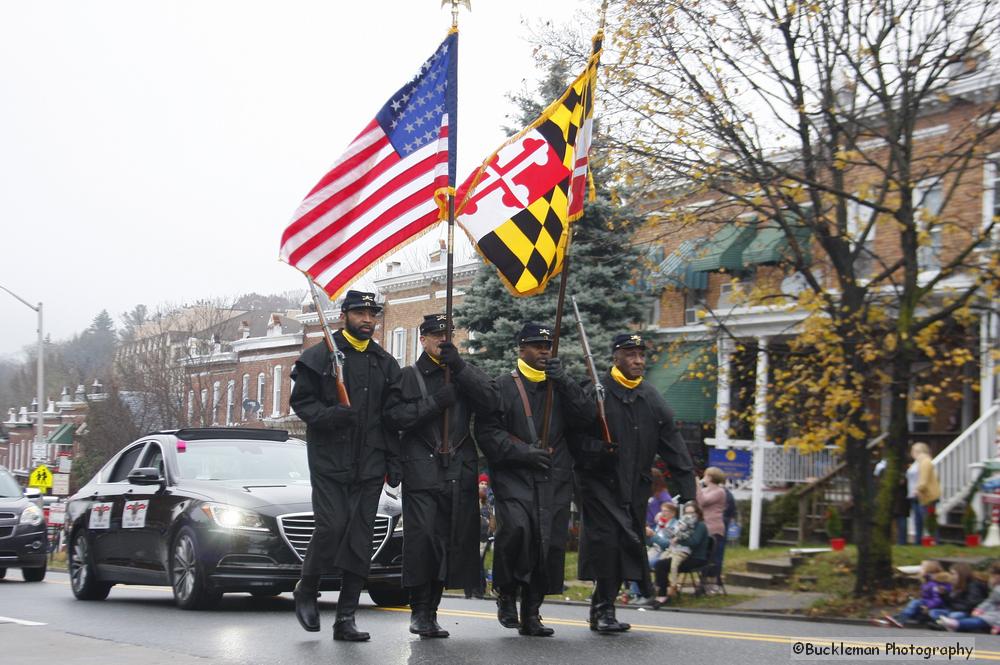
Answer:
510;370;539;444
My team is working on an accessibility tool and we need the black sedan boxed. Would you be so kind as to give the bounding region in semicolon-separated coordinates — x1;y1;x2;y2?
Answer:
0;465;48;581
65;427;405;609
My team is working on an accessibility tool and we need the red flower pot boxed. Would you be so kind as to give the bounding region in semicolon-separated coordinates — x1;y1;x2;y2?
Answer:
921;536;936;546
965;534;981;547
830;537;846;551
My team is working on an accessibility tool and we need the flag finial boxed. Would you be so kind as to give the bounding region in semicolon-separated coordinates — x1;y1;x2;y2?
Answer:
441;0;471;29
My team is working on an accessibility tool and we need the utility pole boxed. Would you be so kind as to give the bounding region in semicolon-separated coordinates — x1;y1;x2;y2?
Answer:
0;284;44;459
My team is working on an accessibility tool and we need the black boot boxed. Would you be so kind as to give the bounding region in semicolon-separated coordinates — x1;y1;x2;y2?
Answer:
591;579;629;633
333;573;370;642
293;578;321;632
518;584;554;637
425;581;450;638
408;584;436;636
496;584;520;629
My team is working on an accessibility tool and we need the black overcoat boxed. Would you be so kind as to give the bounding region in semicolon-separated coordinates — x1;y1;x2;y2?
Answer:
475;368;595;593
383;353;499;588
570;372;697;582
289;332;402;578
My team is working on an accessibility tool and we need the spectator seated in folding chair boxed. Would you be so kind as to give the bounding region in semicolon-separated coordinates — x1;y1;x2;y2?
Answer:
651;502;710;605
679;537;717;596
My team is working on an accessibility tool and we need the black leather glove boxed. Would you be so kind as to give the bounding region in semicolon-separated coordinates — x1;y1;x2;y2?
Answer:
437;342;466;375
432;383;458;409
543;356;567;383
524;446;552;470
386;459;403;488
324;404;358;427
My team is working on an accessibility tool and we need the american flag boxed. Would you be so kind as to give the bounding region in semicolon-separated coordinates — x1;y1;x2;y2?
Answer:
280;34;456;298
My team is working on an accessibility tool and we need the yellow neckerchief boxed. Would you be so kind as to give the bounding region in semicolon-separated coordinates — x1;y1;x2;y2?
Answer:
341;328;370;352
427;352;443;366
611;365;643;390
517;358;546;383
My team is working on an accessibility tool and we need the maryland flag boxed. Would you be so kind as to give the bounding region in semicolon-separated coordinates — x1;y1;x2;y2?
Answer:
455;38;600;296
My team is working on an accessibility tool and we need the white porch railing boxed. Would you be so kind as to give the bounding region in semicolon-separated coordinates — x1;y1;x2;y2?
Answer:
935;401;1000;520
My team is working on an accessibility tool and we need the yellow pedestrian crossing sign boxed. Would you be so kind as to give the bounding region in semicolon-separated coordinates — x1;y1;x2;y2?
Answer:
29;465;53;489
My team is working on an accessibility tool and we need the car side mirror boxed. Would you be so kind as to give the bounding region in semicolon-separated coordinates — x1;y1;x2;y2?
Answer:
128;467;165;486
23;487;42;499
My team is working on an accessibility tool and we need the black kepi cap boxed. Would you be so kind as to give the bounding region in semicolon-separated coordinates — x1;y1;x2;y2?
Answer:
612;332;646;351
516;322;554;345
420;313;450;335
341;290;382;313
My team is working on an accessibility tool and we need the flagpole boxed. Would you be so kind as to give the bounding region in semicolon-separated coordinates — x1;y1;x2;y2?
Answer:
538;8;605;449
441;0;467;467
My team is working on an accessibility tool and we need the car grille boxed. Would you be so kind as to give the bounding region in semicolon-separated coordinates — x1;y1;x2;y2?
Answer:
0;512;15;520
278;513;392;563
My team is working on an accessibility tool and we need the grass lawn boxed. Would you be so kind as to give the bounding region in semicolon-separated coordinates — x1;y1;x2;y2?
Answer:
483;548;755;608
777;544;997;619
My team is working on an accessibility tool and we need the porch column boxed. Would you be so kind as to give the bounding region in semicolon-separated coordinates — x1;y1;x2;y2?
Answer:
981;311;995;412
750;336;770;550
715;337;733;448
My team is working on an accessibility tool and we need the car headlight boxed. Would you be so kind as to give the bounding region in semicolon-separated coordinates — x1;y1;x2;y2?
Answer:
201;503;269;532
20;504;44;527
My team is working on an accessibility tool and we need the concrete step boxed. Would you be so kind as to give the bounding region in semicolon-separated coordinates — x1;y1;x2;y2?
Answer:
746;558;797;575
726;570;787;588
766;538;801;547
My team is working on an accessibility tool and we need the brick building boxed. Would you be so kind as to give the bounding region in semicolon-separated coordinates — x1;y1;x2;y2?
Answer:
627;63;1000;509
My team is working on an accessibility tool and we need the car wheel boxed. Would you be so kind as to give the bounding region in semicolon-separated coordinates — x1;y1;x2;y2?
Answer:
367;585;409;607
22;561;46;582
170;527;221;610
69;531;112;600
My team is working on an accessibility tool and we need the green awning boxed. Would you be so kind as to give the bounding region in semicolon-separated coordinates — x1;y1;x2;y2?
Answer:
47;423;76;444
650;240;710;291
688;225;757;273
646;342;717;423
742;220;812;266
627;245;666;293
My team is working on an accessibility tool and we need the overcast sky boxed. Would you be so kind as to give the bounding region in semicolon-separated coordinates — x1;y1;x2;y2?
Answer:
0;0;592;359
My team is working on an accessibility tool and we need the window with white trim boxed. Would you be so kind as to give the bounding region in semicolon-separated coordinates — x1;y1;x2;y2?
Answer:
212;382;221;425
984;156;1000;248
412;326;421;364
391;327;406;365
846;195;877;276
913;178;944;270
226;380;235;425
272;366;282;417
241;374;250;416
257;373;266;419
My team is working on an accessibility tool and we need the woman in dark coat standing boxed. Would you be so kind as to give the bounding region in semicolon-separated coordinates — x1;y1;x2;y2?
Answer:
570;332;697;633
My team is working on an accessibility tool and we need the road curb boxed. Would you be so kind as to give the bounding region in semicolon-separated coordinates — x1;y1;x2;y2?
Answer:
443;592;875;626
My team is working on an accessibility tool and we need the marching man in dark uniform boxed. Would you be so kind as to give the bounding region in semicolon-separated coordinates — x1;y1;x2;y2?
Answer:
571;333;697;633
384;313;499;638
476;323;596;637
289;290;402;642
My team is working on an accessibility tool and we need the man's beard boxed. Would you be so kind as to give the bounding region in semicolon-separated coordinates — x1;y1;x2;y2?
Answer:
346;321;373;340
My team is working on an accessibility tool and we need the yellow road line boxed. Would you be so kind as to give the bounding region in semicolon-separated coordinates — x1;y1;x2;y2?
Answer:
44;580;1000;659
379;605;1000;659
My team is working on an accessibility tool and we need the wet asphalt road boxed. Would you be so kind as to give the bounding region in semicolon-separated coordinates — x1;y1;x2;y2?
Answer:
2;571;999;664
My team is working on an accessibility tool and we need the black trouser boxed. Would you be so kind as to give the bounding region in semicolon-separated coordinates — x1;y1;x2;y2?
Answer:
653;556;707;596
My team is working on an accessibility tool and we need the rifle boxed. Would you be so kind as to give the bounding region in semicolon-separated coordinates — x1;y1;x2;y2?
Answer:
571;296;611;445
306;278;350;407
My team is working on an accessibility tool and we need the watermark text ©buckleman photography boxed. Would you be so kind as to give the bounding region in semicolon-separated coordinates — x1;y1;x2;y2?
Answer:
789;637;977;661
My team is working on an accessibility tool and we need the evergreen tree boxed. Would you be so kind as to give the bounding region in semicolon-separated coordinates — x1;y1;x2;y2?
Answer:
456;61;646;378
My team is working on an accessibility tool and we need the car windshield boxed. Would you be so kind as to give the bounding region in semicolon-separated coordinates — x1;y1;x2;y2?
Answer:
0;468;22;497
174;440;309;482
